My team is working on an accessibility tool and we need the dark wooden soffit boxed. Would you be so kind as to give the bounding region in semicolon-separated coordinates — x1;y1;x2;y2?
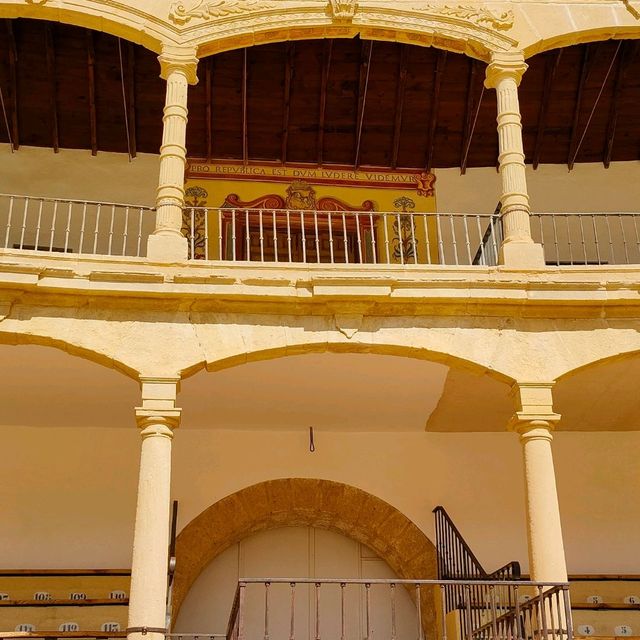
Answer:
0;19;638;169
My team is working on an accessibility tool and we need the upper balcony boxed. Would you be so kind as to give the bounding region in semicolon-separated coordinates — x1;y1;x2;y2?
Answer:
1;19;639;284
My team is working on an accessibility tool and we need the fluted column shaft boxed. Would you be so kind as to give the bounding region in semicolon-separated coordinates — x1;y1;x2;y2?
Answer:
147;47;198;261
485;52;545;268
127;379;181;640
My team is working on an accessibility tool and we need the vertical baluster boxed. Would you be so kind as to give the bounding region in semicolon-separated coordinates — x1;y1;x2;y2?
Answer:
409;213;417;264
3;196;14;248
416;584;424;640
395;212;404;264
464;585;473;640
232;209;237;261
238;583;246;640
578;215;587;265
390;583;397;640
315;583;321;640
341;212;349;264
121;206;130;256
562;587;572;640
340;583;346;640
328;212;334;264
440;585;448;640
313;210;320;263
369;211;377;264
245;209;251;262
383;212;390;264
19;197;29;250
92;203;101;254
286;210;292;262
564;215;573;265
204;208;209;260
259;209;265;262
264;582;270;640
423;214;432;265
474;215;485;265
540;587;549;640
436;214;444;264
106;204;114;256
536;215;545;264
551;589;560;640
355;212;363;264
490;586;499;640
448;215;459;265
218;209;223;260
300;210;307;263
48;199;59;252
591;215;601;265
34;199;44;252
550;213;559;266
606;214;616;264
632;214;640;264
138;208;146;258
190;208;195;259
365;583;371;640
490;216;500;266
273;209;279;263
462;214;472;264
514;586;522;640
289;583;296;640
619;214;629;264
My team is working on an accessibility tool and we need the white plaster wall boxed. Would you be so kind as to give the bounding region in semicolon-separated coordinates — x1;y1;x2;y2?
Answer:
1;426;639;575
435;162;640;214
0;145;159;206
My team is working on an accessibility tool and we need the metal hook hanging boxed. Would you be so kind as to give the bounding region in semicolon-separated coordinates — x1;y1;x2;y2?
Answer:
309;426;316;452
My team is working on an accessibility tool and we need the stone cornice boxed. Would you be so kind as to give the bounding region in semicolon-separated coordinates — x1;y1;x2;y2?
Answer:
3;253;640;319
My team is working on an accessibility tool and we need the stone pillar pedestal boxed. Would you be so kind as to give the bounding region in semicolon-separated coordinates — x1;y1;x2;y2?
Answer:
127;379;181;640
510;383;567;582
147;46;198;262
485;52;545;269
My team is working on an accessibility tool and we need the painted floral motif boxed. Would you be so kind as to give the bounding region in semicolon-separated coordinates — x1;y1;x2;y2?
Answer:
182;186;209;259
392;196;418;262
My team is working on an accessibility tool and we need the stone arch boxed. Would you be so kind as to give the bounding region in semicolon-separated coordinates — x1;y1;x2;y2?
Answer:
0;2;171;53
523;27;640;59
173;479;439;634
554;347;640;384
0;329;139;380
179;5;519;62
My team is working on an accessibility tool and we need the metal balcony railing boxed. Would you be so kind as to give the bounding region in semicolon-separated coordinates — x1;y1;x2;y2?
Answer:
0;194;155;258
2;193;640;268
224;578;573;640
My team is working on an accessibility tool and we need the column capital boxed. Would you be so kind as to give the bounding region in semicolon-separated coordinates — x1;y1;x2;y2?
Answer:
158;45;199;84
508;382;561;433
135;377;181;430
485;50;528;89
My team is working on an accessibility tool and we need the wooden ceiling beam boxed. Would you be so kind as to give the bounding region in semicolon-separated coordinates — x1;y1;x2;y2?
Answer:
44;24;59;153
126;42;137;159
533;49;562;170
281;42;294;164
460;58;479;175
205;57;213;162
603;41;634;169
426;50;446;172
391;44;408;170
242;48;248;165
567;45;592;170
5;20;19;150
355;40;373;169
86;30;97;155
317;40;333;166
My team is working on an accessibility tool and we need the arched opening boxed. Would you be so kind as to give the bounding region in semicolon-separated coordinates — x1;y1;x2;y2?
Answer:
172;479;438;635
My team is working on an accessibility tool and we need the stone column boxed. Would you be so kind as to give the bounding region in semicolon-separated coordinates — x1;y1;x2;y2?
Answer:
510;383;567;582
485;52;545;268
127;378;181;640
147;46;199;262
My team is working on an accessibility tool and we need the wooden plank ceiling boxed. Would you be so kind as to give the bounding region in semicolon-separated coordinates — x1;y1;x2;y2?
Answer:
0;19;638;169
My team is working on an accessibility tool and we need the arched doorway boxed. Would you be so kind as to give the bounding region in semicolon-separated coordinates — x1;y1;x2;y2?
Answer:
172;479;438;635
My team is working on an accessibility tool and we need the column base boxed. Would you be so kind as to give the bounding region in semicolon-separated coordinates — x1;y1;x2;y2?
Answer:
499;241;546;269
146;233;188;262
